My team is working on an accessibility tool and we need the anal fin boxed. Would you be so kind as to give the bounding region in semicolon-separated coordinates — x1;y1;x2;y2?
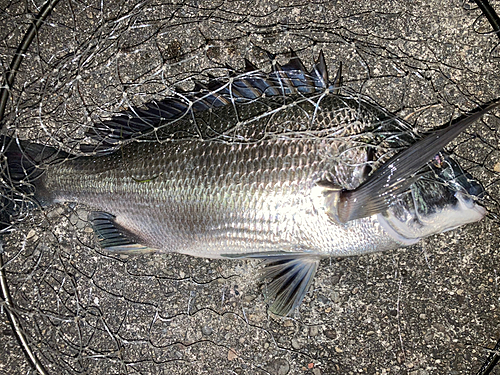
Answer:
253;254;321;316
89;212;155;254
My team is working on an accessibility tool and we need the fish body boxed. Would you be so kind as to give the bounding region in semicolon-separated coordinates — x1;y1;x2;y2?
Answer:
42;95;403;257
2;53;494;315
38;93;484;258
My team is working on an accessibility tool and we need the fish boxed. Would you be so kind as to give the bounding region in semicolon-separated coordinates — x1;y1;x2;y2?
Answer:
0;51;497;316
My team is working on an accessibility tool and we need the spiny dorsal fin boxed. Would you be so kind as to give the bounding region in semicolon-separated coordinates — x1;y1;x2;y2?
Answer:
84;50;336;152
272;60;283;73
310;50;328;88
332;62;343;94
283;49;307;72
265;50;276;63
244;58;259;72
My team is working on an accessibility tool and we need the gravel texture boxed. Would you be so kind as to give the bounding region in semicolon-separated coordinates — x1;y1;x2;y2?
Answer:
1;1;500;374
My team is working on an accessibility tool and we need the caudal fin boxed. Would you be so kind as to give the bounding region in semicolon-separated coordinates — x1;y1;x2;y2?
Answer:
0;136;68;230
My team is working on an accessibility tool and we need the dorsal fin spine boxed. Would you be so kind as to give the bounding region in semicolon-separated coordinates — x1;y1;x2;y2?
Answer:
86;50;339;150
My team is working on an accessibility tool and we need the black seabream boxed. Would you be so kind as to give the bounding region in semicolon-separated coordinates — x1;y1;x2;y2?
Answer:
1;52;497;315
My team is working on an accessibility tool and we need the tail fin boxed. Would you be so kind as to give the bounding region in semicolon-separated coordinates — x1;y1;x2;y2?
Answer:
0;136;68;230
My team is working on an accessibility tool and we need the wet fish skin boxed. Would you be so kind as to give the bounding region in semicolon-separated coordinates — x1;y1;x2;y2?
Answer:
41;95;410;258
2;53;494;315
34;92;488;318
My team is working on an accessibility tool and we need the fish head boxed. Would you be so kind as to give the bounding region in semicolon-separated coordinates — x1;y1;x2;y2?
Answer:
377;153;486;245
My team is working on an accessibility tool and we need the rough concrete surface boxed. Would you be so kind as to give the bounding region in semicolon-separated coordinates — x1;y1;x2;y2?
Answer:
1;0;500;374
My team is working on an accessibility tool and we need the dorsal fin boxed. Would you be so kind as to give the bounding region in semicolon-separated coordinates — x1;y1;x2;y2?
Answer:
84;50;336;153
265;50;276;63
244;58;258;72
310;50;328;88
282;49;307;72
272;60;283;72
332;62;343;94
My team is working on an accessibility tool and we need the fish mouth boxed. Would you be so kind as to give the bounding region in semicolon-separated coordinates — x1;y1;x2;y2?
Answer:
378;153;486;244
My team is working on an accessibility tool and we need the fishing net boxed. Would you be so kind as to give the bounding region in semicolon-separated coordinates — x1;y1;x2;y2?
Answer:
1;0;500;374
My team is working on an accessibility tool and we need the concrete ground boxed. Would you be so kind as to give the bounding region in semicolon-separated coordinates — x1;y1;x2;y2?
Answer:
1;0;500;374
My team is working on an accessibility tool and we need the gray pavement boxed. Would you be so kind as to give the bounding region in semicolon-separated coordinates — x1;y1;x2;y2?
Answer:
1;1;500;374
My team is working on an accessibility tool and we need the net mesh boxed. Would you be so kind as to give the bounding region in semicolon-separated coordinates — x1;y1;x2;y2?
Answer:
1;0;500;374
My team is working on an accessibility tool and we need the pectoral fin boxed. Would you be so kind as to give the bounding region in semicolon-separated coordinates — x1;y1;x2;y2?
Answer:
89;212;155;254
253;254;321;316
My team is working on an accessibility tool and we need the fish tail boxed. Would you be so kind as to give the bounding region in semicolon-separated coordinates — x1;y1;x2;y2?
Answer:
0;136;67;229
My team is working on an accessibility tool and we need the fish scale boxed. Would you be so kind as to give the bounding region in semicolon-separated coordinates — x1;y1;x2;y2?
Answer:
2;53;496;315
41;123;391;255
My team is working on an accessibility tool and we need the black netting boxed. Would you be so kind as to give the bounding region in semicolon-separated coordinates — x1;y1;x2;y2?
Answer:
1;1;500;374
